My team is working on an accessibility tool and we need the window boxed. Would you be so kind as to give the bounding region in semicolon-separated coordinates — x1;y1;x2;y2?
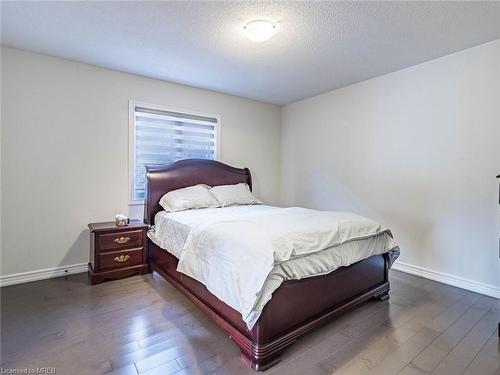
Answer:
129;102;219;202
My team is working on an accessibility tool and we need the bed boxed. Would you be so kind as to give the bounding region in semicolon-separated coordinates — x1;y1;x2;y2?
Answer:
144;159;399;371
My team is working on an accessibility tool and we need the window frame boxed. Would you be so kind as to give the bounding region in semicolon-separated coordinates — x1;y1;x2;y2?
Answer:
128;100;221;205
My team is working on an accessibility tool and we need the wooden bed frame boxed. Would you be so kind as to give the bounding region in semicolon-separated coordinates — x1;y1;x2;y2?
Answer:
144;159;394;371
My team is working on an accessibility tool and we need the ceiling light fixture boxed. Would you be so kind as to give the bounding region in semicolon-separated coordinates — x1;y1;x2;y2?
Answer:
243;20;277;43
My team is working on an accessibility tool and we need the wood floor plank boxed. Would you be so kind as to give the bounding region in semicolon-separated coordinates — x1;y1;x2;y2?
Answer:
136;357;180;374
360;327;439;375
175;351;234;374
330;294;462;375
292;300;427;374
106;364;139;375
308;321;397;374
407;295;496;373
481;333;500;359
463;353;500;375
432;308;500;375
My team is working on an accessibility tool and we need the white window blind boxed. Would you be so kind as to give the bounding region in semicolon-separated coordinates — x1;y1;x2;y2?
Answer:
132;105;218;201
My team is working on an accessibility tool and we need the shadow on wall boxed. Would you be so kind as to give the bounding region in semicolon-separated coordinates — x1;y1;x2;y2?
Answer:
307;169;370;214
300;166;434;265
57;228;89;285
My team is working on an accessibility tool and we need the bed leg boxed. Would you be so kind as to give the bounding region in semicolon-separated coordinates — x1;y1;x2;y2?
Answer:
374;290;390;301
245;351;284;372
240;341;293;372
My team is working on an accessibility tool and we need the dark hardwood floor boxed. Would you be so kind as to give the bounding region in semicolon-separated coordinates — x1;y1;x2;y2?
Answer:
1;270;499;375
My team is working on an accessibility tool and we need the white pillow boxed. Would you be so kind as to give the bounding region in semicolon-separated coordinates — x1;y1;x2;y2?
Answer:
209;183;261;207
159;184;219;212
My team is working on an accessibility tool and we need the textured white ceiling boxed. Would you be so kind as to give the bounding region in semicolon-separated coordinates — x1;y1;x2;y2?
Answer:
2;1;500;105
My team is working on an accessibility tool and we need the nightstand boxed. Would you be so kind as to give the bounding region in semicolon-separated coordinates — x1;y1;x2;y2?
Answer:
88;220;149;285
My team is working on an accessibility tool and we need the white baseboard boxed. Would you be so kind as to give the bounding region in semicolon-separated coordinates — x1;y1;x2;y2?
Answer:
0;263;88;287
1;260;498;299
392;261;500;299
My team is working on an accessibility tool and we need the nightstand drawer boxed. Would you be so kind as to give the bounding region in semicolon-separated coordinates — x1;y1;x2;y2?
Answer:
96;229;143;251
89;220;149;284
98;248;143;270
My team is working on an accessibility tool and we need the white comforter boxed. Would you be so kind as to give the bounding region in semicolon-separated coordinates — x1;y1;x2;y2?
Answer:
149;205;397;329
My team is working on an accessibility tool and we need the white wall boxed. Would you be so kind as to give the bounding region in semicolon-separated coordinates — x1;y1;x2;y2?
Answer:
1;47;281;277
282;40;500;292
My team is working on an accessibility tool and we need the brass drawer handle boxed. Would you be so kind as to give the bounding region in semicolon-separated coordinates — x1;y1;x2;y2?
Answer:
114;255;130;263
114;236;130;244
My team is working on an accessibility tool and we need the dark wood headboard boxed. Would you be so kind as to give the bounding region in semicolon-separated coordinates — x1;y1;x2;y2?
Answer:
144;159;252;225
